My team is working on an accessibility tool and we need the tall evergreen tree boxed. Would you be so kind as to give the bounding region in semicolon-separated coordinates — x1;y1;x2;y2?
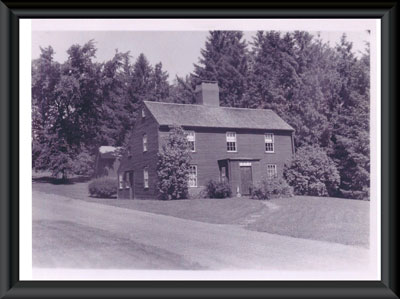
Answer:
151;62;170;102
192;31;249;107
329;35;370;197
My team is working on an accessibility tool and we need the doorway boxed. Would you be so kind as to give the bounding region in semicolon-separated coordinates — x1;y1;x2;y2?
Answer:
240;166;252;195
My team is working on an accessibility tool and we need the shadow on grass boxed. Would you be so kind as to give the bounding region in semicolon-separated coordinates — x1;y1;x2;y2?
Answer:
33;175;92;185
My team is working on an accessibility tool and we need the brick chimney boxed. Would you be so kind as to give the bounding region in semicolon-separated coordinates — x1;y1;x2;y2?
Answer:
194;81;220;107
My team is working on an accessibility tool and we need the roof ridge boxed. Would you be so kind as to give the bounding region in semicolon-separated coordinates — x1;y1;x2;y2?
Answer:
144;101;273;112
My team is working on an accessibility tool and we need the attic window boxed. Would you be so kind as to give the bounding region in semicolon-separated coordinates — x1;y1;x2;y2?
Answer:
265;133;274;153
226;132;237;152
142;108;146;118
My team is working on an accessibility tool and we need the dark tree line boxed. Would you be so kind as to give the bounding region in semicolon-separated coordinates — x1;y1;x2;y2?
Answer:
32;31;370;198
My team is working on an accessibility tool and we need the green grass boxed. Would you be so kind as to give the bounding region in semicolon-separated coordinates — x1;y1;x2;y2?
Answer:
33;175;369;248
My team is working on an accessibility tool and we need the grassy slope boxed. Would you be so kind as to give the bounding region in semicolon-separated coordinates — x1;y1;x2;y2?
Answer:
247;196;369;248
33;178;369;248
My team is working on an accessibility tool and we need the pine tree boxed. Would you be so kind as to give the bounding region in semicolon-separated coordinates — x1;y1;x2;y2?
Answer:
151;62;170;102
192;31;249;107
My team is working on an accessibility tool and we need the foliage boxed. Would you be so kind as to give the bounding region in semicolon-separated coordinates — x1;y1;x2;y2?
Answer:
192;31;249;107
88;177;118;198
32;32;370;197
205;180;232;198
32;43;171;179
251;178;293;200
284;145;340;196
157;126;192;200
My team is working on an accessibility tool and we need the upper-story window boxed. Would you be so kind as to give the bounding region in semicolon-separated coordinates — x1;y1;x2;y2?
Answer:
226;132;237;152
143;134;147;152
143;167;149;189
265;133;274;153
142;108;146;118
186;131;196;152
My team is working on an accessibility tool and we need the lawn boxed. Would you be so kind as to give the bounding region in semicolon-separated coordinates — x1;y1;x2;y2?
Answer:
33;176;370;248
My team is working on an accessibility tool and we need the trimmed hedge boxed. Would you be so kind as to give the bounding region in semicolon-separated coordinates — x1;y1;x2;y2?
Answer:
88;177;117;198
205;180;232;198
251;178;293;200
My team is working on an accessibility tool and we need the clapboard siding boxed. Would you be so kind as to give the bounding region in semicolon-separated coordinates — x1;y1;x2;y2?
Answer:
118;108;159;199
159;127;294;193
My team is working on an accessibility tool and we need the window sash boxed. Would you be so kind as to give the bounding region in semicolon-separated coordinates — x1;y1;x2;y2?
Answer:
119;173;124;189
186;131;196;151
188;165;197;187
266;164;277;178
226;132;237;152
226;132;236;142
143;168;149;188
143;134;147;152
265;133;274;152
124;172;130;189
227;142;236;152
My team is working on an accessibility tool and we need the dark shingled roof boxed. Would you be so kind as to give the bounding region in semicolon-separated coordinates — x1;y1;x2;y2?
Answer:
144;101;294;131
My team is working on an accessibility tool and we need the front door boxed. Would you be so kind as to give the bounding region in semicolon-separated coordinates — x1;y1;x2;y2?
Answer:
240;166;252;195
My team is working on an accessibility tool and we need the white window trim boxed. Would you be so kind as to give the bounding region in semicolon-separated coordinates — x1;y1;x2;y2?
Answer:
186;130;196;152
143;134;147;152
188;165;198;187
143;167;149;189
226;131;237;152
265;133;275;153
142;108;146;118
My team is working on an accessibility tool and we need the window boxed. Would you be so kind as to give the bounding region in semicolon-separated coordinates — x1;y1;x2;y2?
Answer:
143;167;149;189
188;165;197;187
266;164;277;179
124;171;134;189
119;173;124;189
123;172;129;189
142;108;146;118
186;131;196;152
128;171;134;188
143;134;147;152
265;133;274;152
226;132;237;152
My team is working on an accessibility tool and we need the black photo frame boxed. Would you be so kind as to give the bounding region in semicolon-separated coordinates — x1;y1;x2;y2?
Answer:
0;1;397;298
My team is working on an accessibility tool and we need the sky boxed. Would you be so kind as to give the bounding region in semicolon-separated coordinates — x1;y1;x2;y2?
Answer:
32;28;371;83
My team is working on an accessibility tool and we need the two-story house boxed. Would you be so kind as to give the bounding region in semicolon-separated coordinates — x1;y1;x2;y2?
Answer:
117;81;295;199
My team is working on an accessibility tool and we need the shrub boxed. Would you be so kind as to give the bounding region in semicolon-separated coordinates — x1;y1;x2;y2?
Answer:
205;180;232;198
157;126;191;200
251;178;293;200
188;187;207;199
88;177;117;198
284;145;340;196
